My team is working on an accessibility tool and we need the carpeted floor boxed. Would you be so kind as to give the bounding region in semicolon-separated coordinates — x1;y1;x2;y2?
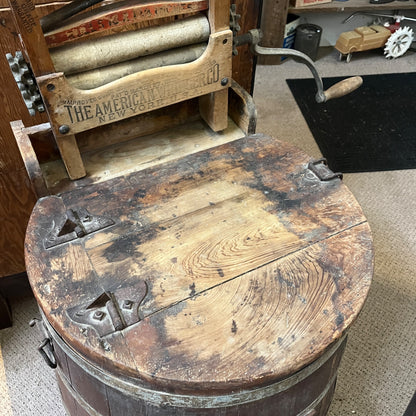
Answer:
254;48;416;416
1;47;415;415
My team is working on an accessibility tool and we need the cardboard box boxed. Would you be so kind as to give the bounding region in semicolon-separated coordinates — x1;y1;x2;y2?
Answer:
281;14;301;61
290;0;331;8
283;14;301;50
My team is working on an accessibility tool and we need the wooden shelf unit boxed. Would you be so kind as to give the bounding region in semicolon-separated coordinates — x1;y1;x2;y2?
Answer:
289;0;416;14
259;0;416;65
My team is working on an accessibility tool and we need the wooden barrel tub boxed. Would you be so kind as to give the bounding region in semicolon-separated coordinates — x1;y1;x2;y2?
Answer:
25;134;373;415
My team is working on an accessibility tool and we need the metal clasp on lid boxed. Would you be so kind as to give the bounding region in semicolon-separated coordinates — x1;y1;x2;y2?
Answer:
67;281;148;340
308;158;343;182
44;207;114;249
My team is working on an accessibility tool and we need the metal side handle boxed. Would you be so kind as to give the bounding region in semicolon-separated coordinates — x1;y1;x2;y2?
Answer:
38;338;57;369
30;318;57;369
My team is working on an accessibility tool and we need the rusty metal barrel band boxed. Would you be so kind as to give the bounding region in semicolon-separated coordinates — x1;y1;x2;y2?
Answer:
42;311;346;409
56;366;338;416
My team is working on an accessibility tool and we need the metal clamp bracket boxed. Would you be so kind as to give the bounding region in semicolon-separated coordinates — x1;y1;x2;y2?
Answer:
38;338;57;369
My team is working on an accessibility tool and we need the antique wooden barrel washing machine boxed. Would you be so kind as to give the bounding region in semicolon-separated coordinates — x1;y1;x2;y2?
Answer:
7;0;373;414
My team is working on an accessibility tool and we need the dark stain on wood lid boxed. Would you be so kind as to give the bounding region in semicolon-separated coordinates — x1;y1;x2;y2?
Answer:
25;134;373;394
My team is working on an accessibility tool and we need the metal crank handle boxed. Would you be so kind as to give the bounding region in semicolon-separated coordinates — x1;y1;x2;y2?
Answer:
251;42;362;103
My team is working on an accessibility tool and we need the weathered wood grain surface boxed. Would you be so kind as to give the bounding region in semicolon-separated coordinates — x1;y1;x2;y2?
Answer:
0;0;261;279
40;116;245;195
0;2;80;276
231;0;262;94
25;134;373;394
0;168;37;274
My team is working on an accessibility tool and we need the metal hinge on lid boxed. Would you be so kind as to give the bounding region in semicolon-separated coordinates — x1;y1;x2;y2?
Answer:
67;281;148;341
308;158;343;181
44;207;114;249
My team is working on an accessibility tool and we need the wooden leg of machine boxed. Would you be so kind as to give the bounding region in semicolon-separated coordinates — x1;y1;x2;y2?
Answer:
55;134;86;180
199;89;229;132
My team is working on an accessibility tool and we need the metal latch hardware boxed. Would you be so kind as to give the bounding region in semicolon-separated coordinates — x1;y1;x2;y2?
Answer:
44;207;114;249
308;158;343;181
67;281;148;339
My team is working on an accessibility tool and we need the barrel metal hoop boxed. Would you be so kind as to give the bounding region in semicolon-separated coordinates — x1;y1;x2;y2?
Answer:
297;373;336;416
57;370;102;416
56;366;338;416
41;311;346;409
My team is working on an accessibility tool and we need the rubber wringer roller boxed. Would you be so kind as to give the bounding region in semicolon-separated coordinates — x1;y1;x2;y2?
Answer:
6;1;373;416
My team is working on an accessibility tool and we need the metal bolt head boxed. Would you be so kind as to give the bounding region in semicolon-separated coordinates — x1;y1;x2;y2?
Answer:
221;78;229;86
93;310;105;321
59;125;70;134
122;300;133;310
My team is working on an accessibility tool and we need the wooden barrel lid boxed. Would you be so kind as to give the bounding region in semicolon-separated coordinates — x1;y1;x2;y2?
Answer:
25;134;373;394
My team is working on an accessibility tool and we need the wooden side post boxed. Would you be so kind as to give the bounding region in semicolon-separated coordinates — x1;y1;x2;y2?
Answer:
199;89;229;132
231;0;262;94
7;0;55;76
258;0;289;65
8;0;87;179
199;0;231;132
55;134;86;180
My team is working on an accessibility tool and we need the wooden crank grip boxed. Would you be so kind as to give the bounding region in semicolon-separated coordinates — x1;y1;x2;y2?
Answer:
323;76;363;101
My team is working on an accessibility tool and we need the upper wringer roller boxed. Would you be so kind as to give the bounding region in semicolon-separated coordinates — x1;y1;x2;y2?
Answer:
7;0;232;179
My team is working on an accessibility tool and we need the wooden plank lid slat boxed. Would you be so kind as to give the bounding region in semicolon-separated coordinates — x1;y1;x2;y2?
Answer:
25;134;373;393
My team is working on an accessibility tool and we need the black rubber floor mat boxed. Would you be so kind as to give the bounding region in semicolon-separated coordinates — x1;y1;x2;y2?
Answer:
287;73;416;173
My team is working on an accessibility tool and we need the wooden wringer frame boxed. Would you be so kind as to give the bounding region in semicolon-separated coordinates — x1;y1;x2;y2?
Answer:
8;0;245;191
